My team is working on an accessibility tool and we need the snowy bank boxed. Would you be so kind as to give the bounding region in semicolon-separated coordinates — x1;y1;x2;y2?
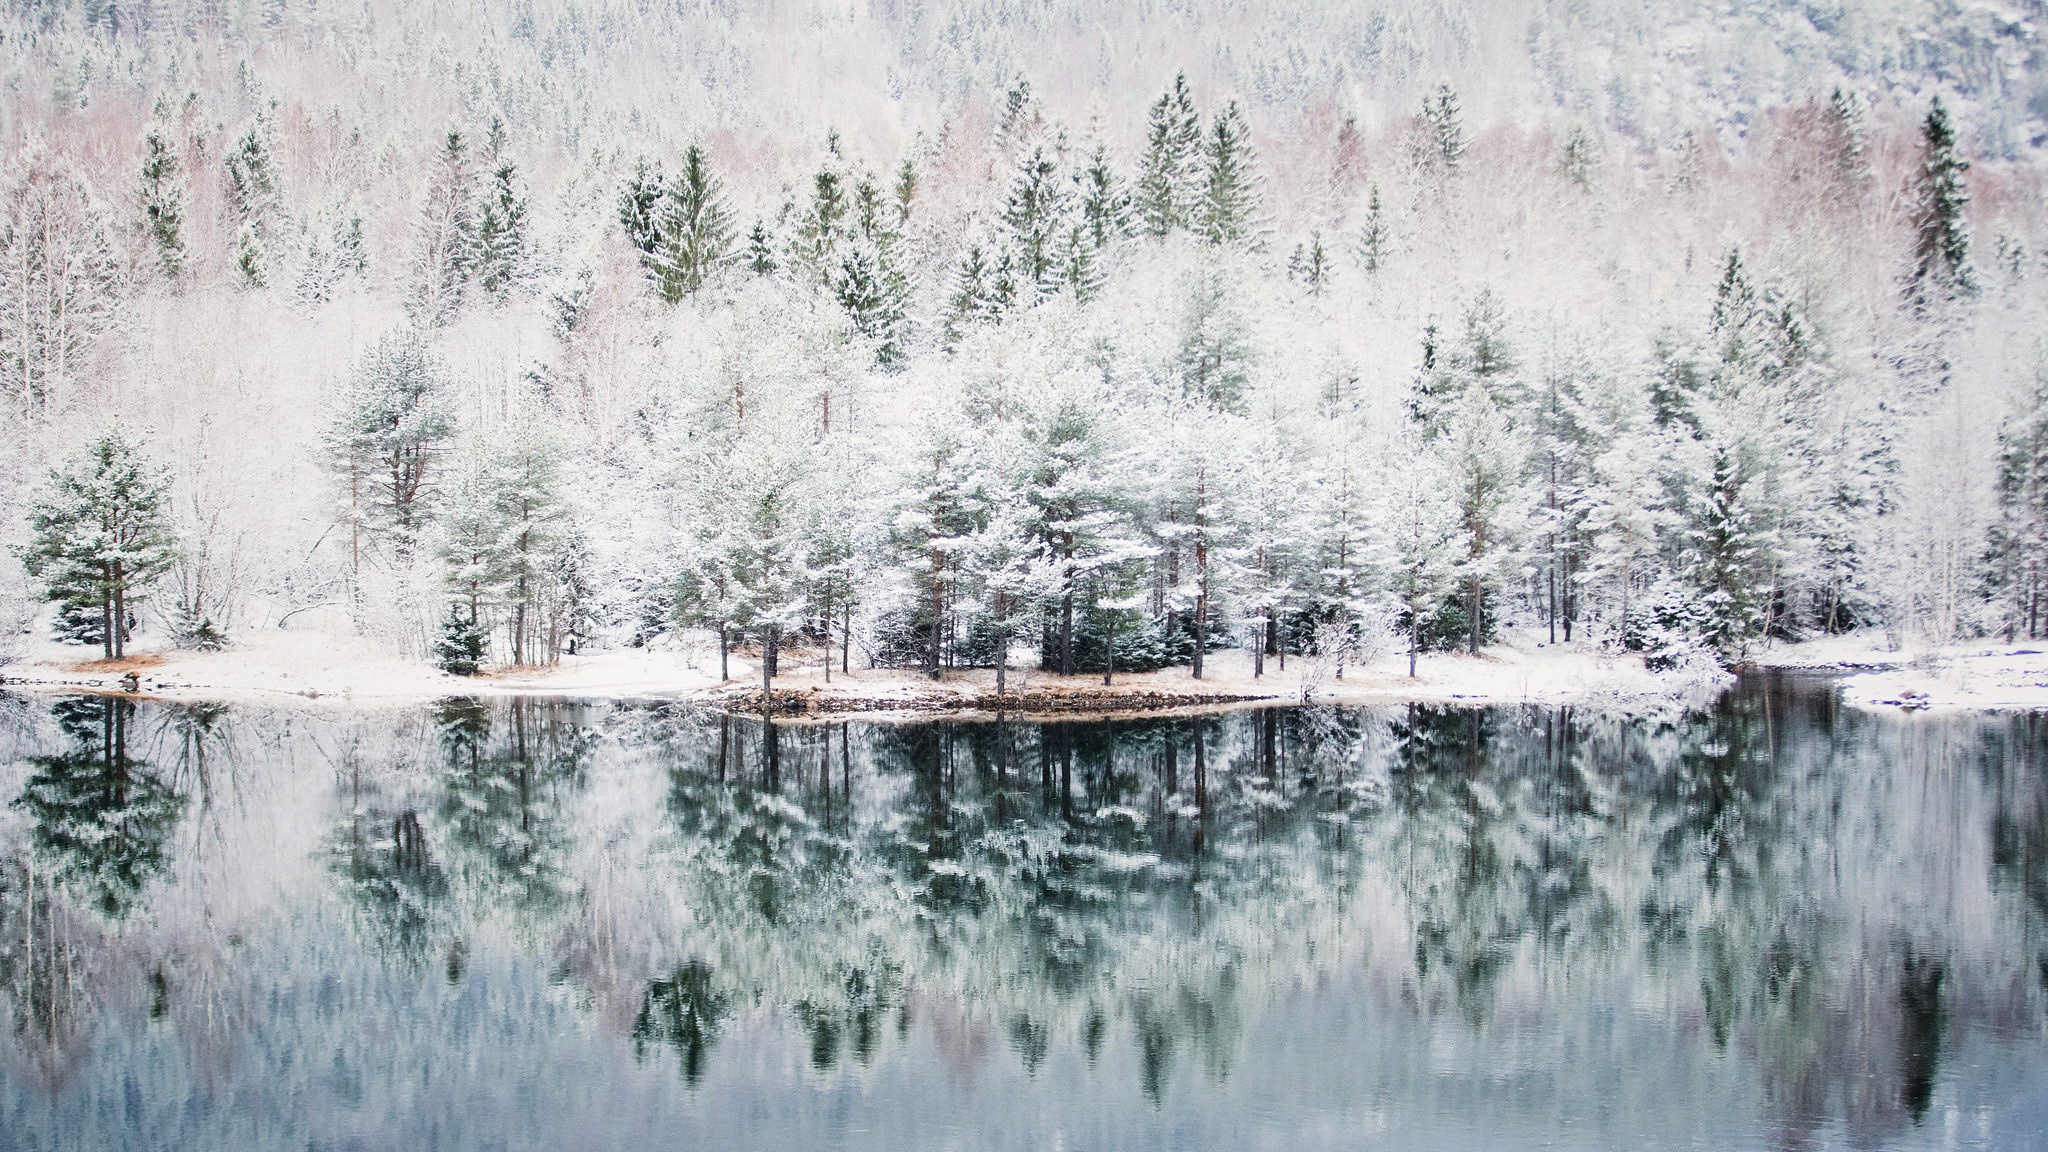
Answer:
0;626;1727;715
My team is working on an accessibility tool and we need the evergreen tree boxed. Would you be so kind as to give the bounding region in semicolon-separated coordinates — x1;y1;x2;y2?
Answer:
1003;145;1070;297
325;328;456;564
1355;183;1389;275
434;602;488;675
1989;373;2048;640
1908;95;1974;309
794;166;849;281
1443;387;1523;654
22;428;180;659
1135;73;1202;237
470;162;528;300
649;144;737;302
745;220;778;276
138;126;185;280
488;412;573;666
619;158;667;258
943;242;1011;347
1387;448;1463;676
1420;84;1465;172
1075;142;1129;251
1685;444;1770;657
1199;101;1263;247
833;242;908;366
1288;232;1329;295
224;115;280;287
411;129;478;324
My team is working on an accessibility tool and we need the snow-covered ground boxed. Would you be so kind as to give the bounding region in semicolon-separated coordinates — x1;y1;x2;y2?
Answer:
1757;633;2048;712
0;623;1726;713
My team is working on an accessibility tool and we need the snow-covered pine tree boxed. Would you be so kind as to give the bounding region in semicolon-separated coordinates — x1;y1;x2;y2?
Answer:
1354;184;1390;276
1004;145;1071;299
1420;84;1465;173
1989;372;2048;640
23;428;180;660
745;220;778;276
1907;95;1974;311
470;161;528;301
224;114;280;287
1199;101;1263;248
793;165;849;283
649;144;737;302
1135;73;1202;237
1288;232;1329;295
410;129;478;324
619;158;666;259
487;409;573;666
138;126;185;280
324;328;456;566
943;242;1010;347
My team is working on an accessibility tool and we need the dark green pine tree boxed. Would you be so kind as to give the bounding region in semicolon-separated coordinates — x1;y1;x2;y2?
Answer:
22;428;181;660
892;158;918;224
1074;142;1130;251
1199;101;1263;248
1058;221;1104;303
942;243;1008;347
619;158;667;258
1421;84;1465;172
1355;183;1390;275
835;244;908;366
650;144;737;302
434;602;488;675
1687;445;1768;658
1135;73;1202;237
138;127;185;280
1288;232;1329;296
1003;145;1070;297
745;220;778;276
1990;373;2048;640
411;130;479;324
224;117;280;288
1908;95;1974;310
470;162;529;301
794;166;849;282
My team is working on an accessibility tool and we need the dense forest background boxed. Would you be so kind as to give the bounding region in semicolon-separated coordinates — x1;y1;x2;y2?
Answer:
1;0;2046;675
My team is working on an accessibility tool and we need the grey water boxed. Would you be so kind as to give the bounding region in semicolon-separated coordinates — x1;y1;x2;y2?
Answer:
0;676;2043;1151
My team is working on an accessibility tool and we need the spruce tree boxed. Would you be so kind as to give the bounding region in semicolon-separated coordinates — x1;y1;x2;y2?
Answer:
794;166;849;281
649;144;737;302
411;130;478;324
943;242;1009;347
470;161;528;300
1991;373;2048;640
325;328;456;564
745;220;778;276
1355;184;1389;275
1289;232;1329;295
1908;95;1974;309
1199;101;1262;247
1075;142;1130;251
224;116;280;288
138;127;185;280
1003;145;1070;297
1421;83;1465;172
619;158;667;258
22;429;180;660
1135;73;1202;237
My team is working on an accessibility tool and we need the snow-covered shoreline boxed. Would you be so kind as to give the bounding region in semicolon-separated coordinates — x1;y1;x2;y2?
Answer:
1757;637;2048;713
0;627;1729;715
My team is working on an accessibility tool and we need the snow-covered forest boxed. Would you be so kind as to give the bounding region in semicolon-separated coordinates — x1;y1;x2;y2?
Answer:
2;0;2046;678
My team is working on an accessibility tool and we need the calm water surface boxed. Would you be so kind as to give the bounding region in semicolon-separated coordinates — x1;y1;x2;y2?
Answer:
0;675;2044;1150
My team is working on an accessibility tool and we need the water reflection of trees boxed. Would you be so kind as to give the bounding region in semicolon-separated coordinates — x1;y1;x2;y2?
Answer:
1;684;2045;1145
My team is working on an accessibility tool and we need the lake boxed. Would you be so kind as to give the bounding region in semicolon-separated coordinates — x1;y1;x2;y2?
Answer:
0;674;2043;1150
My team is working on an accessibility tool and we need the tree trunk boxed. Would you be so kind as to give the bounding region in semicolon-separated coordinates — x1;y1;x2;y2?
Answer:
1192;591;1207;679
1103;614;1116;686
1468;572;1482;656
822;597;832;684
1059;588;1074;676
761;623;776;718
719;622;729;681
843;601;852;674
